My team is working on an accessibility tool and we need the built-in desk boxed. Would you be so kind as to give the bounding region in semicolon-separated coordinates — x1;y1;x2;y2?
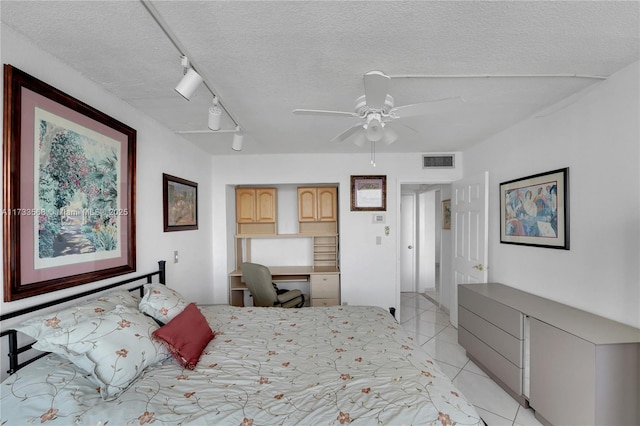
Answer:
229;266;340;307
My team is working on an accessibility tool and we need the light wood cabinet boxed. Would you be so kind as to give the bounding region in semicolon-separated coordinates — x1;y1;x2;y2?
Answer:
236;187;276;234
298;186;337;235
310;273;340;306
298;186;337;222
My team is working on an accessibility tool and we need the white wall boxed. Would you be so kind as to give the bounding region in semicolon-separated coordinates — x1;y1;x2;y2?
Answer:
0;26;215;319
464;61;640;328
211;153;462;312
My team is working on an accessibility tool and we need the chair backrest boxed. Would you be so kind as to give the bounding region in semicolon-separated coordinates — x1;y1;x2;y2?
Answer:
241;262;278;307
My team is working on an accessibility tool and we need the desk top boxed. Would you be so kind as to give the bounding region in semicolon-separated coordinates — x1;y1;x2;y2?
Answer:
230;265;339;277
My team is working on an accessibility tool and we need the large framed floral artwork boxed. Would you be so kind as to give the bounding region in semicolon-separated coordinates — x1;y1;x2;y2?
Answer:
3;65;136;301
499;168;569;249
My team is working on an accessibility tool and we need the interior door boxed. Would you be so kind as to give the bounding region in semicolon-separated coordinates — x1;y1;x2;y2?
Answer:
400;193;416;292
451;172;489;327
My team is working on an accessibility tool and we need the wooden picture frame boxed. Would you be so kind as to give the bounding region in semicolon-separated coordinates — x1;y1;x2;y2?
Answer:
351;175;386;211
500;167;569;249
442;199;451;230
3;64;136;301
163;174;198;232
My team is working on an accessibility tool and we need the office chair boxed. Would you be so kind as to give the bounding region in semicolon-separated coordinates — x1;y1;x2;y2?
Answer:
241;262;305;308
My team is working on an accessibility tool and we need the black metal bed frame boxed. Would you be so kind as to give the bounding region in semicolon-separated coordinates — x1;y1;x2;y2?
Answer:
0;260;166;375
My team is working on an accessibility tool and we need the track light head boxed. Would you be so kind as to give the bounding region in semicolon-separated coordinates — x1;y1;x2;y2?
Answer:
208;97;221;130
175;57;203;100
232;126;244;151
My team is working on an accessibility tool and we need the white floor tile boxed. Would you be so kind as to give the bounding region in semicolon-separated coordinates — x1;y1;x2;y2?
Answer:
475;407;514;426
422;337;470;368
453;369;520;421
463;360;489;378
514;406;543;426
433;361;461;381
401;317;448;344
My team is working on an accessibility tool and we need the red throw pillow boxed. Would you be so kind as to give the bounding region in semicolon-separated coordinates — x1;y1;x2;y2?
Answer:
152;303;214;369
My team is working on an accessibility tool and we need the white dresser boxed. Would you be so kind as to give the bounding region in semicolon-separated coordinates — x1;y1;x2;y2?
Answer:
458;283;639;426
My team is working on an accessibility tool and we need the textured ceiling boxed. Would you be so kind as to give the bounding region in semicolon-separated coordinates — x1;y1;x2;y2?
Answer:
2;1;638;155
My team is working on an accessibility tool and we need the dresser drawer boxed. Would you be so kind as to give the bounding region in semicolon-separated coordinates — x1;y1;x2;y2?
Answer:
459;306;523;367
459;326;523;395
311;298;340;307
459;285;523;338
310;274;339;299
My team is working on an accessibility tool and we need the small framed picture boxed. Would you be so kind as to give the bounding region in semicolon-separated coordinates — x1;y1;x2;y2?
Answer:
351;175;386;211
163;174;198;232
500;168;569;249
442;199;451;230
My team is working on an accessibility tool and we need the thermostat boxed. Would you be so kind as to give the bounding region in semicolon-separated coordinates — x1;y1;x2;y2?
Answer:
372;213;386;224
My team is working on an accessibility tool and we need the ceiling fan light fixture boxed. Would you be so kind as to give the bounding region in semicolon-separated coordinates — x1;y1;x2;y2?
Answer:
365;114;384;142
383;127;398;145
352;132;367;148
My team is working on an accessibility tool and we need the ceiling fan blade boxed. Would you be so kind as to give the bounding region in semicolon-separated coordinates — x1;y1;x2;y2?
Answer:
389;96;465;119
363;71;391;110
382;127;398;145
392;122;418;134
292;109;360;118
331;124;364;143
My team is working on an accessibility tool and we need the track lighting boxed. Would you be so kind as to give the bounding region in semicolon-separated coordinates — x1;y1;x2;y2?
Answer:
232;126;244;151
175;56;203;100
208;97;222;130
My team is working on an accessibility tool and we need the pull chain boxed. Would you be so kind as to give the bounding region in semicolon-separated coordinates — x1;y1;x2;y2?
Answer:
370;141;376;167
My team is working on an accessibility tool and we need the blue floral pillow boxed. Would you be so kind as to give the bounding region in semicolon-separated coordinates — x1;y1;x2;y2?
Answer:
33;305;170;400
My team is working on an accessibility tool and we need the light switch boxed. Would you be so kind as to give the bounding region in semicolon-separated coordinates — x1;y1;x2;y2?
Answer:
174;250;179;263
376;236;382;245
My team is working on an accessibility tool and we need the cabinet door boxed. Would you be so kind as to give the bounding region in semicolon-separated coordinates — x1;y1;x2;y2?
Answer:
298;187;318;222
317;187;337;221
256;188;276;223
236;188;256;223
529;318;595;426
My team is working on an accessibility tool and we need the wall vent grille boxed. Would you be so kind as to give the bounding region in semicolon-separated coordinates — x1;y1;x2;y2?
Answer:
423;154;455;168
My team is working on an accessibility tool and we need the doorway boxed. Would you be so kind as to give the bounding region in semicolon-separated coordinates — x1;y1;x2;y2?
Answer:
399;184;451;309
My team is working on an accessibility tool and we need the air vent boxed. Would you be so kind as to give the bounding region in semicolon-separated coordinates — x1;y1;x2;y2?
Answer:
423;154;455;169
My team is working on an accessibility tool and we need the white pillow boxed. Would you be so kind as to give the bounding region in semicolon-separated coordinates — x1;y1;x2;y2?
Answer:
138;283;189;324
13;288;140;341
33;305;170;401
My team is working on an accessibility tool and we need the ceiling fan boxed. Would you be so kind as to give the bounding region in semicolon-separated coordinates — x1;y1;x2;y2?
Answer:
292;70;464;147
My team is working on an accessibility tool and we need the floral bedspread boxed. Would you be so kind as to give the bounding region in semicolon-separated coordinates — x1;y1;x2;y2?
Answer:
1;305;482;425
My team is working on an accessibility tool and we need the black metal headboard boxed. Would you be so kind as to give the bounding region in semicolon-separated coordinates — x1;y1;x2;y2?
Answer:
0;260;166;375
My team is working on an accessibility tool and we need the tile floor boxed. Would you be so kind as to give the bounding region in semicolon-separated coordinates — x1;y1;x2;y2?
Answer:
399;292;542;426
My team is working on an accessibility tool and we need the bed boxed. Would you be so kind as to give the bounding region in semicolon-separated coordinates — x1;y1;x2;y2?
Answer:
1;262;483;425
